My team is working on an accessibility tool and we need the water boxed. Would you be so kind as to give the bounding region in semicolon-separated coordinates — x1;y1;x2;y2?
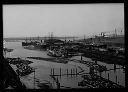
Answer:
4;42;125;88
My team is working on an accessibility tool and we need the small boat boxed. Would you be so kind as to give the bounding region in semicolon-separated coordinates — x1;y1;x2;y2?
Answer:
3;48;13;52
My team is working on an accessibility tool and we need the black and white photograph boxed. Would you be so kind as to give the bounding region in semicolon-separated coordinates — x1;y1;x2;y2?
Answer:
2;3;125;89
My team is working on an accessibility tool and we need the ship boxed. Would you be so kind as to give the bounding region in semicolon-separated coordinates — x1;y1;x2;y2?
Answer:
47;49;62;57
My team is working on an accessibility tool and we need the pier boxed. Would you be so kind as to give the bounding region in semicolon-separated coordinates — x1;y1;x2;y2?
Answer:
79;74;124;88
49;66;124;88
6;58;34;76
69;59;107;72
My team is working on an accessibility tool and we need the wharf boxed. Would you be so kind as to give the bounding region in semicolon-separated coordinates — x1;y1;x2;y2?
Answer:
6;57;34;76
69;59;107;72
80;49;125;65
78;74;124;88
49;66;124;88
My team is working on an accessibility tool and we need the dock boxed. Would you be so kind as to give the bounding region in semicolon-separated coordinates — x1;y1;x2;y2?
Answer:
69;59;107;72
78;74;124;88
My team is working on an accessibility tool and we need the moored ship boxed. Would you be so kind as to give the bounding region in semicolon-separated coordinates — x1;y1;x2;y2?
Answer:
47;49;62;57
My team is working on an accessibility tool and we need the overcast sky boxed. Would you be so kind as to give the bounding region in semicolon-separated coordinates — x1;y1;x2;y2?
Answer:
3;4;124;38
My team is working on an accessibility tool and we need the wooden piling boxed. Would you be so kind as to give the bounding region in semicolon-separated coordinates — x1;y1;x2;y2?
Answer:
81;55;82;60
95;60;97;64
50;68;52;75
56;77;60;89
73;68;75;76
116;75;117;84
72;68;73;75
67;69;68;76
108;73;109;80
74;69;75;75
114;64;116;70
73;68;74;75
53;68;54;76
71;69;72;76
51;68;53;76
60;68;61;78
76;68;77;76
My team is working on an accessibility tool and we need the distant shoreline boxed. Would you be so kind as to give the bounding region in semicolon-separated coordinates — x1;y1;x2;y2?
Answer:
3;36;78;41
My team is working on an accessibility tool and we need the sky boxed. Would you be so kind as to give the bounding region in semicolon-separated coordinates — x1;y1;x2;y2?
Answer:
3;4;124;38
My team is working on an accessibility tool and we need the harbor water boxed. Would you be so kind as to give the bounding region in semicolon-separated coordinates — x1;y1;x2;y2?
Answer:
4;42;125;88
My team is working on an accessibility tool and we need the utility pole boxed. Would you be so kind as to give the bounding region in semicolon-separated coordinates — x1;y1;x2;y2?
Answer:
65;36;66;43
38;36;39;41
84;35;86;44
84;35;85;41
115;28;117;37
121;29;123;35
25;37;27;42
73;36;75;41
